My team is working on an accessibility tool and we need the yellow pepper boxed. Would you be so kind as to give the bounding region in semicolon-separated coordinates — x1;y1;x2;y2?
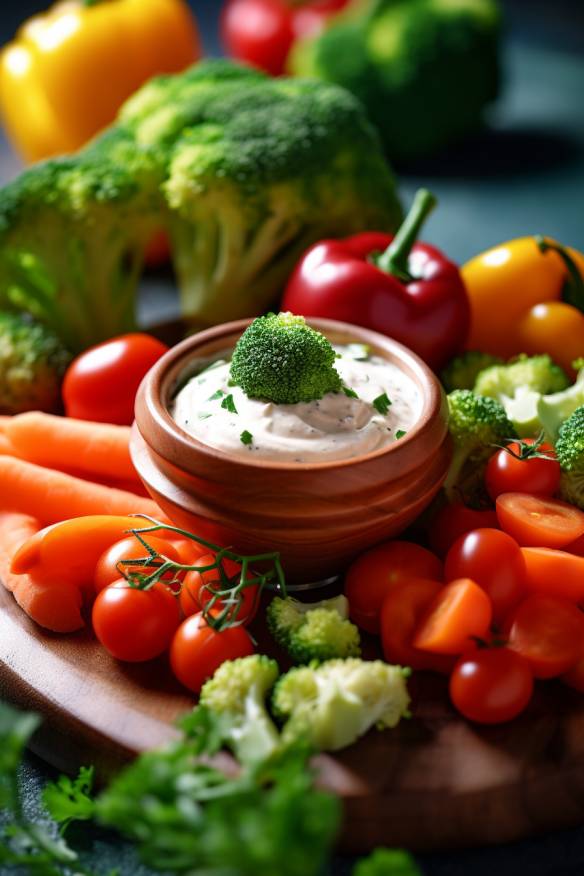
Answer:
0;0;201;163
462;236;584;375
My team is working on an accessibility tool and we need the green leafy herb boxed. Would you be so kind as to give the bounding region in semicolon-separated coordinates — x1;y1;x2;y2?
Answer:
373;393;392;415
240;430;253;446
342;385;359;399
395;430;407;440
221;394;238;414
208;389;225;401
43;768;95;831
354;848;421;875
197;412;213;420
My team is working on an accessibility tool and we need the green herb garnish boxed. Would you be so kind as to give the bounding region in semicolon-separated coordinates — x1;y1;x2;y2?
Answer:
221;394;238;414
342;385;359;399
395;429;407;440
197;412;213;420
373;393;392;415
240;430;253;446
208;389;225;401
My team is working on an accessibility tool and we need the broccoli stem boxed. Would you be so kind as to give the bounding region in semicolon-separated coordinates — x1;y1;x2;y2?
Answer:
376;189;437;283
535;235;584;313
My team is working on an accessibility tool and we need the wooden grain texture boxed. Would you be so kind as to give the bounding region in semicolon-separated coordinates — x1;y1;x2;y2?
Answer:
2;579;584;853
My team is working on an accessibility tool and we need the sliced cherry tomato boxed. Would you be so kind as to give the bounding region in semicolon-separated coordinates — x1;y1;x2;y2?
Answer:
179;553;259;625
94;536;181;594
429;503;499;557
485;440;560;501
170;612;255;694
445;529;526;623
413;578;492;656
496;492;584;549
380;578;455;674
505;594;584;679
63;333;169;425
345;541;443;634
449;648;533;724
522;547;584;602
566;533;584;557
92;580;179;663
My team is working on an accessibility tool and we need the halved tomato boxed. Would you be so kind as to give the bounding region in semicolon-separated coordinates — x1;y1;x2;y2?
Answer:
496;493;584;549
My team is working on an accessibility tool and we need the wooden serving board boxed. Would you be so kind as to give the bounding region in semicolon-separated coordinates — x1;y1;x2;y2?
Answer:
2;580;584;855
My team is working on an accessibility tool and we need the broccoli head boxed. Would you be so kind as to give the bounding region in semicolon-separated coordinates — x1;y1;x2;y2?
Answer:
289;0;501;162
555;406;584;510
354;849;421;876
198;654;281;766
444;389;516;504
0;312;71;414
230;313;342;404
440;351;503;393
272;658;410;752
537;362;584;444
267;595;361;663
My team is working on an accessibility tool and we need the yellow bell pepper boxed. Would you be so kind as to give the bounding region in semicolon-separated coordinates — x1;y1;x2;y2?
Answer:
462;236;584;375
0;0;201;163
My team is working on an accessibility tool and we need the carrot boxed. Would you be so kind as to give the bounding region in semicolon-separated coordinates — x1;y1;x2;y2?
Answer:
0;456;163;524
0;512;40;592
6;412;139;484
0;433;12;455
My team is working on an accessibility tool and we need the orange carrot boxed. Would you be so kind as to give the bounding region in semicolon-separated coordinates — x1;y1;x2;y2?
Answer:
0;512;40;592
0;433;12;455
0;456;163;524
6;412;139;484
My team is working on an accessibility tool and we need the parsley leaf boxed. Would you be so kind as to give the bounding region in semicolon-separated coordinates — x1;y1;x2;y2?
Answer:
240;430;253;446
43;767;95;830
221;394;238;414
395;430;407;440
373;393;392;415
208;390;225;401
342;386;359;399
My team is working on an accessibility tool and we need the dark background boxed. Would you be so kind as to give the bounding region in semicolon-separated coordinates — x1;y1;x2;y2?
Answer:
1;1;584;874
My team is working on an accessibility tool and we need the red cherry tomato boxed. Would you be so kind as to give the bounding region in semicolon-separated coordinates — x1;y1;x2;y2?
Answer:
94;536;182;594
345;541;443;634
170;612;255;694
567;533;584;557
221;0;294;75
429;503;499;557
63;333;169;425
167;537;209;566
445;528;526;624
485;440;560;501
92;580;179;662
380;578;455;674
496;492;584;549
413;578;492;656
179;553;259;625
505;594;584;679
292;0;349;39
449;648;534;724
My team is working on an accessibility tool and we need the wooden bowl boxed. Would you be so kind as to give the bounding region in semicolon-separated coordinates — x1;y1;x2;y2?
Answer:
131;318;451;582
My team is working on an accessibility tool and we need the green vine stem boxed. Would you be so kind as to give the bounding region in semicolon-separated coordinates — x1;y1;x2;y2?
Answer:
535;235;584;313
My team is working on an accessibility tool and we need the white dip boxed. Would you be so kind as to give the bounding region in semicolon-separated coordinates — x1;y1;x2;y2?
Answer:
171;345;422;463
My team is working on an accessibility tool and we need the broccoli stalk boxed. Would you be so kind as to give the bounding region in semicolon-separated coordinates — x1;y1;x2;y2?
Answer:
267;595;361;663
555;405;584;509
198;655;281;766
272;658;410;752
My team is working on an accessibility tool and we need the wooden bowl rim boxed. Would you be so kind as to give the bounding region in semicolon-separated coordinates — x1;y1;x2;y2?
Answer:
136;317;445;473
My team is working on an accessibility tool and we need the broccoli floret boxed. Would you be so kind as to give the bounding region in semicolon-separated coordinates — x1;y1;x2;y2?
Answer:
0;312;71;414
272;658;410;752
537;363;584;443
230;313;342;404
444;389;516;504
290;0;501;162
440;351;503;393
198;655;281;766
555;406;584;510
267;595;361;663
353;849;421;876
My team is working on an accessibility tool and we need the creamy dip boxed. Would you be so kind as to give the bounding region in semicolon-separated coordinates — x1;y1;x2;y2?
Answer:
171;345;422;463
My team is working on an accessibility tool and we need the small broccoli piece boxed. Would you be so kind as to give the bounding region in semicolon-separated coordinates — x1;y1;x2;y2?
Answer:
555;406;584;510
0;312;71;414
538;363;584;443
353;849;421;876
230;313;342;404
199;655;281;766
440;351;503;393
290;0;501;162
267;595;361;663
444;389;516;504
272;658;410;752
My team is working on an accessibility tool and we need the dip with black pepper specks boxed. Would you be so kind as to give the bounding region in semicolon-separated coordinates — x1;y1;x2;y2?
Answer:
171;345;421;463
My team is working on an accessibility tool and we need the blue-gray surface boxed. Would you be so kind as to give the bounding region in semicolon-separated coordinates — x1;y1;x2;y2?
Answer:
1;2;584;874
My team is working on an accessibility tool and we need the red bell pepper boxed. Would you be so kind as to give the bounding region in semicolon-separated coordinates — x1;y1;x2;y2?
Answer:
281;189;470;371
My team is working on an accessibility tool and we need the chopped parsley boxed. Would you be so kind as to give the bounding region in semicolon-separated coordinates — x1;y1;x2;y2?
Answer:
342;385;359;399
373;393;392;415
395;429;407;440
221;394;238;414
240;430;253;446
208;389;225;401
197;412;213;420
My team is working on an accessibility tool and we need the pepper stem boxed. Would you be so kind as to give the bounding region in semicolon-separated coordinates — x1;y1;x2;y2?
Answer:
376;189;438;282
535;235;584;313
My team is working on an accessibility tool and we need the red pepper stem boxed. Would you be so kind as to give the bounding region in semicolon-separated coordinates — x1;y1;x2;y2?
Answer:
535;235;584;313
376;189;438;281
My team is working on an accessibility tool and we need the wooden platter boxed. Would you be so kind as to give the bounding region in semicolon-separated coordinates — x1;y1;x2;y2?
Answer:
3;578;584;854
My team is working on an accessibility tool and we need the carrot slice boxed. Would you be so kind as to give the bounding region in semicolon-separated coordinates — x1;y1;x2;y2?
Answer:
413;578;493;655
522;547;584;602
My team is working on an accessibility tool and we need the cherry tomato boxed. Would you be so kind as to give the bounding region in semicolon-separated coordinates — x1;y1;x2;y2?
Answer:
292;0;350;39
167;537;209;566
92;580;179;662
522;547;584;602
567;533;584;557
517;301;584;377
485;440;560;500
179;553;259;625
445;529;526;623
63;333;169;425
380;578;455;674
449;648;533;724
561;648;584;693
170;612;255;694
95;536;182;594
505;594;584;679
496;493;584;549
413;578;492;656
345;541;443;634
429;503;499;557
